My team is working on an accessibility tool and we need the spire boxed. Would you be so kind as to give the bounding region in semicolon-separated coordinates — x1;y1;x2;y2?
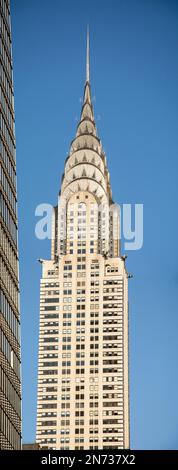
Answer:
60;28;112;203
86;25;90;83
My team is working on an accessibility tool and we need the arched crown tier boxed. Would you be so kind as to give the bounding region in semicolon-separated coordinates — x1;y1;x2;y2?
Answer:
60;81;112;203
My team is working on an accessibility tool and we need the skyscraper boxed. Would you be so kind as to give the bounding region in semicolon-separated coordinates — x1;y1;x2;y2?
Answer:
0;0;21;450
36;31;129;451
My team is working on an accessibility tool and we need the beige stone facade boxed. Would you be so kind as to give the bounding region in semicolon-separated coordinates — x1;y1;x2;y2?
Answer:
36;42;129;450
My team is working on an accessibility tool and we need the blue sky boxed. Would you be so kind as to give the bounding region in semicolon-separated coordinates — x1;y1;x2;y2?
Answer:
11;0;178;449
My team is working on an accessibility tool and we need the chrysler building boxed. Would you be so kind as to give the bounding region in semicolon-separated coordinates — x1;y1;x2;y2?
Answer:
36;31;129;450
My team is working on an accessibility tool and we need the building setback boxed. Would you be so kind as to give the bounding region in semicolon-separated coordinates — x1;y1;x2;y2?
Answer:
36;31;129;450
0;0;21;450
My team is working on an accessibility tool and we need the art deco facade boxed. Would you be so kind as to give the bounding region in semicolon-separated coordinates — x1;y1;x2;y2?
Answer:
0;0;21;449
36;33;129;450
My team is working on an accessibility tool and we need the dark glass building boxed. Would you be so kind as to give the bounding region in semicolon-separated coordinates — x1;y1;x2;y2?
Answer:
0;0;21;449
